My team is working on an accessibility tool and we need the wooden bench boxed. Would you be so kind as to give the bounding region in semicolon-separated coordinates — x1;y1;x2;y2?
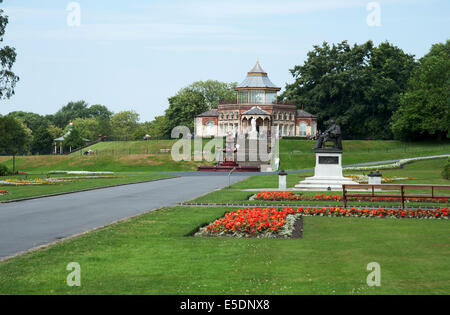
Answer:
342;184;450;209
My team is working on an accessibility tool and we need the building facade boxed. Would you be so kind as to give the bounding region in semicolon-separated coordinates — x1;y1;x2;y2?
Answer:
195;62;318;138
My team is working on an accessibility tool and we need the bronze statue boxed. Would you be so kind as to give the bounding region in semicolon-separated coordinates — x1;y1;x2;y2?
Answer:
315;120;343;150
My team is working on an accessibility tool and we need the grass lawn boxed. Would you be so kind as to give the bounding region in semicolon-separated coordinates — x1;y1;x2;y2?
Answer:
188;158;450;208
0;140;448;173
0;205;448;294
0;174;176;202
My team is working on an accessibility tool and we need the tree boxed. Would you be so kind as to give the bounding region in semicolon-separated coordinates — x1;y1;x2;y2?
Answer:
72;117;101;141
391;40;450;141
0;1;19;100
31;125;53;154
63;127;84;152
165;90;207;135
280;40;415;139
110;110;140;140
182;80;237;109
0;116;31;173
149;115;170;139
7;111;50;133
88;104;113;120
52;100;91;128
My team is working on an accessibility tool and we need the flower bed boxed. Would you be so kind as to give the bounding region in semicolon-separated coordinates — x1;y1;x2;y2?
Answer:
48;171;114;175
343;155;449;171
255;191;303;201
0;190;8;195
0;178;76;186
254;192;449;204
195;208;303;238
293;207;449;219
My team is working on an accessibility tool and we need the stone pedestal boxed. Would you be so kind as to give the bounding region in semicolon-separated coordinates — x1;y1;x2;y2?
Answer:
295;149;358;191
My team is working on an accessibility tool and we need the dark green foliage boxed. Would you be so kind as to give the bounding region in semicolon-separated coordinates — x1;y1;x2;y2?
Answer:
0;1;19;99
391;40;450;141
280;40;416;140
0;115;31;172
442;159;450;180
31;125;54;154
0;163;10;176
63;127;85;151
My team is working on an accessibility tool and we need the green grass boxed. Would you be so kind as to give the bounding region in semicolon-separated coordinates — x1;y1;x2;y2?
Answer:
0;205;448;294
280;140;450;170
189;158;450;208
0;174;175;202
1;140;448;173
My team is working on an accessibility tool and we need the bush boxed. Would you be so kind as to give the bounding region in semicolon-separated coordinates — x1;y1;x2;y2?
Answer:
442;159;450;180
0;164;10;176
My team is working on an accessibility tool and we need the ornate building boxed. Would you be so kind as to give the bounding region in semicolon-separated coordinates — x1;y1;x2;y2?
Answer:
195;61;318;138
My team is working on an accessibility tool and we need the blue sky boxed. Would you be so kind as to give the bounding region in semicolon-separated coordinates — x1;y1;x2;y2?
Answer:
1;0;449;121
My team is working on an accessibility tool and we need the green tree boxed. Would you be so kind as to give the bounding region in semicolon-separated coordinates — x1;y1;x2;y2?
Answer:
52;100;91;128
7;111;50;133
442;158;450;180
47;124;63;140
391;40;450;141
280;40;415;139
182;80;237;109
63;127;85;152
88;104;113;120
149;115;170;139
31;125;53;154
0;1;19;99
110;110;140;140
72;117;101;141
165;90;207;134
0;116;31;173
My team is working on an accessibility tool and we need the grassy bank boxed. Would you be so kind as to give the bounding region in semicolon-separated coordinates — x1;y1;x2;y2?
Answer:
0;205;448;294
0;140;448;173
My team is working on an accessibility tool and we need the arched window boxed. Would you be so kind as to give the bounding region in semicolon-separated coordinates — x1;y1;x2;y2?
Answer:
299;122;307;137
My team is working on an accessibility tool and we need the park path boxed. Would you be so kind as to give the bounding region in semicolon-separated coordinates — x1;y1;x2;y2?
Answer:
0;174;248;260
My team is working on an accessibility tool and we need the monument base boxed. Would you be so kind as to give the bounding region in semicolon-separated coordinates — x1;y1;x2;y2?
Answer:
294;149;358;191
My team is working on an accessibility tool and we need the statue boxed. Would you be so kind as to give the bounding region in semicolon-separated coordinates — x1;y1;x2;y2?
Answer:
315;120;343;150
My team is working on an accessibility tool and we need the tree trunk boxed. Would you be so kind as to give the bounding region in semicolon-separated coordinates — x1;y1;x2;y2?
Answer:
12;155;16;174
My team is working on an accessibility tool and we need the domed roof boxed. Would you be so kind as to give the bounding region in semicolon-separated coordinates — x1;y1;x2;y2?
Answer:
236;61;280;90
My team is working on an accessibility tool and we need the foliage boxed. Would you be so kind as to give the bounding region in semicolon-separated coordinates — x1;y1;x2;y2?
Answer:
47;124;63;140
0;1;19;99
182;80;237;109
63;127;85;151
442;158;450;180
51;101;112;129
71;117;102;141
110;110;140;140
391;40;450;141
7;111;50;133
280;40;416;139
0;163;10;176
31;125;54;154
165;90;207;134
0;115;32;172
148;115;170;139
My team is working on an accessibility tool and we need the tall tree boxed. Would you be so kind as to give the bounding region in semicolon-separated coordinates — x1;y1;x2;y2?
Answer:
110;110;140;140
165;90;207;134
280;40;415;139
0;116;31;173
52;100;91;128
391;40;450;141
31;125;53;155
182;80;237;109
0;1;19;100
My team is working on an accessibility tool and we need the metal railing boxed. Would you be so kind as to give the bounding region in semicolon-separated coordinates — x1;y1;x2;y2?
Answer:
342;184;450;209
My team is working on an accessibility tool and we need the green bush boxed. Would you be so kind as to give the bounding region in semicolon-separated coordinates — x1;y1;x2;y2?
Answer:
0;164;10;176
442;159;450;180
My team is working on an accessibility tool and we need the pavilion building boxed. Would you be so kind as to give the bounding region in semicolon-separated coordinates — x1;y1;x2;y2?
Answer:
195;61;318;138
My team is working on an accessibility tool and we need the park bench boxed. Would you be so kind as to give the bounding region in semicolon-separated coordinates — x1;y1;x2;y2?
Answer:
342;184;450;209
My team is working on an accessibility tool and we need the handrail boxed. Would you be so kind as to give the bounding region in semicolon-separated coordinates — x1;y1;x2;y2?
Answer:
228;167;237;189
342;184;450;209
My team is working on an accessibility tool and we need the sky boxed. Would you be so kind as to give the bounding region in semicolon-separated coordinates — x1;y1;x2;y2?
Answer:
0;0;449;122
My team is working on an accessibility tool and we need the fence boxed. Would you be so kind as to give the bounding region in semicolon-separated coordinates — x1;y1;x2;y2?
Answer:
342;184;450;209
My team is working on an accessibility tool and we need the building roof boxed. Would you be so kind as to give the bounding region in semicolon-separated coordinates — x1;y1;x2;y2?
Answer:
197;108;219;117
242;106;271;116
236;61;280;90
296;109;317;118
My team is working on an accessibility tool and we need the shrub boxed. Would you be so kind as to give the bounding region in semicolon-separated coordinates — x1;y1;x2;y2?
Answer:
0;164;10;176
442;159;450;180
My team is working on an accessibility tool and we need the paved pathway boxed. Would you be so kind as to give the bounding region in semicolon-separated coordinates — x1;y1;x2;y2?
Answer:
0;174;247;260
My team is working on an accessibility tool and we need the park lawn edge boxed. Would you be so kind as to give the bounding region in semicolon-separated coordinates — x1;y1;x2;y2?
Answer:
0;175;177;204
